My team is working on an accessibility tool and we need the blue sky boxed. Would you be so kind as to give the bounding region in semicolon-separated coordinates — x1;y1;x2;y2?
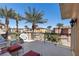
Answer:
0;3;70;29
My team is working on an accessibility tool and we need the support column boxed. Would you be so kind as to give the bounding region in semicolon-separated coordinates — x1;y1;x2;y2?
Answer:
71;19;77;55
75;18;79;55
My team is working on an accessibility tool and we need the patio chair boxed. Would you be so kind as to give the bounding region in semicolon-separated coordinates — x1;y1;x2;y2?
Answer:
0;35;7;48
19;33;28;43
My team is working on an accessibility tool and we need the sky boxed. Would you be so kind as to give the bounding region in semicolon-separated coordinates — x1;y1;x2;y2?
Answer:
0;3;70;29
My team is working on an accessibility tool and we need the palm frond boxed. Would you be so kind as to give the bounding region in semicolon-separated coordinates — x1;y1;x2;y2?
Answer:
36;19;47;24
13;12;24;21
25;7;48;29
7;8;15;17
0;7;16;19
0;8;4;18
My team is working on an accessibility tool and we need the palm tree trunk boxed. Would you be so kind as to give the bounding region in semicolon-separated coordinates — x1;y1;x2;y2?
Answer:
32;23;35;32
16;20;19;42
5;17;9;40
32;23;35;40
16;20;18;33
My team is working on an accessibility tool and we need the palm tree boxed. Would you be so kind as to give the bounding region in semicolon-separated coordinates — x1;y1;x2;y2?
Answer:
56;23;64;35
0;20;2;29
24;7;47;40
14;13;22;34
47;26;52;33
25;25;28;29
0;7;15;40
47;26;52;30
25;7;47;32
56;23;63;27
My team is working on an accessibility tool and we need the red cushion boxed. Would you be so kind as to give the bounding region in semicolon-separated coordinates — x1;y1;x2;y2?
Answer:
8;44;22;53
23;50;40;56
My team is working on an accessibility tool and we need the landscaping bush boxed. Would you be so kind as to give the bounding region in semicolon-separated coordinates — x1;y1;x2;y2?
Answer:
44;32;60;43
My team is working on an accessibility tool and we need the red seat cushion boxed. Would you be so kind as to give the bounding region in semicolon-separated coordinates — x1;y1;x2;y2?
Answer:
7;44;22;53
23;50;40;56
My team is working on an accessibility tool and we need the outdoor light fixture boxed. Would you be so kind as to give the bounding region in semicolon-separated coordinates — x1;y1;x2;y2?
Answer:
70;19;77;27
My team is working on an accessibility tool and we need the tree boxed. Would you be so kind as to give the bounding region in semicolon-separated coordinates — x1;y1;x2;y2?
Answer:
25;25;28;29
47;26;52;30
0;20;3;29
44;32;60;43
56;23;63;28
56;23;64;34
0;7;15;40
25;7;47;32
47;26;52;32
24;7;47;39
24;25;29;32
14;13;22;34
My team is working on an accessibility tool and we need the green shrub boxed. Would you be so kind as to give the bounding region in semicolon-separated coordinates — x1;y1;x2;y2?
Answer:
44;32;60;42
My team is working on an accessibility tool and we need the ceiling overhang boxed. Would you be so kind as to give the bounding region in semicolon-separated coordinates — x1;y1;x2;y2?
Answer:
60;3;79;20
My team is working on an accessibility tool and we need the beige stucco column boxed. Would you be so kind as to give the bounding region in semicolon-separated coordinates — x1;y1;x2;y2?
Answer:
75;18;79;55
71;18;79;55
71;19;77;55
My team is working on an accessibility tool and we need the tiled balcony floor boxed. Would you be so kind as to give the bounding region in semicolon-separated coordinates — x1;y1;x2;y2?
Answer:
19;40;73;56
